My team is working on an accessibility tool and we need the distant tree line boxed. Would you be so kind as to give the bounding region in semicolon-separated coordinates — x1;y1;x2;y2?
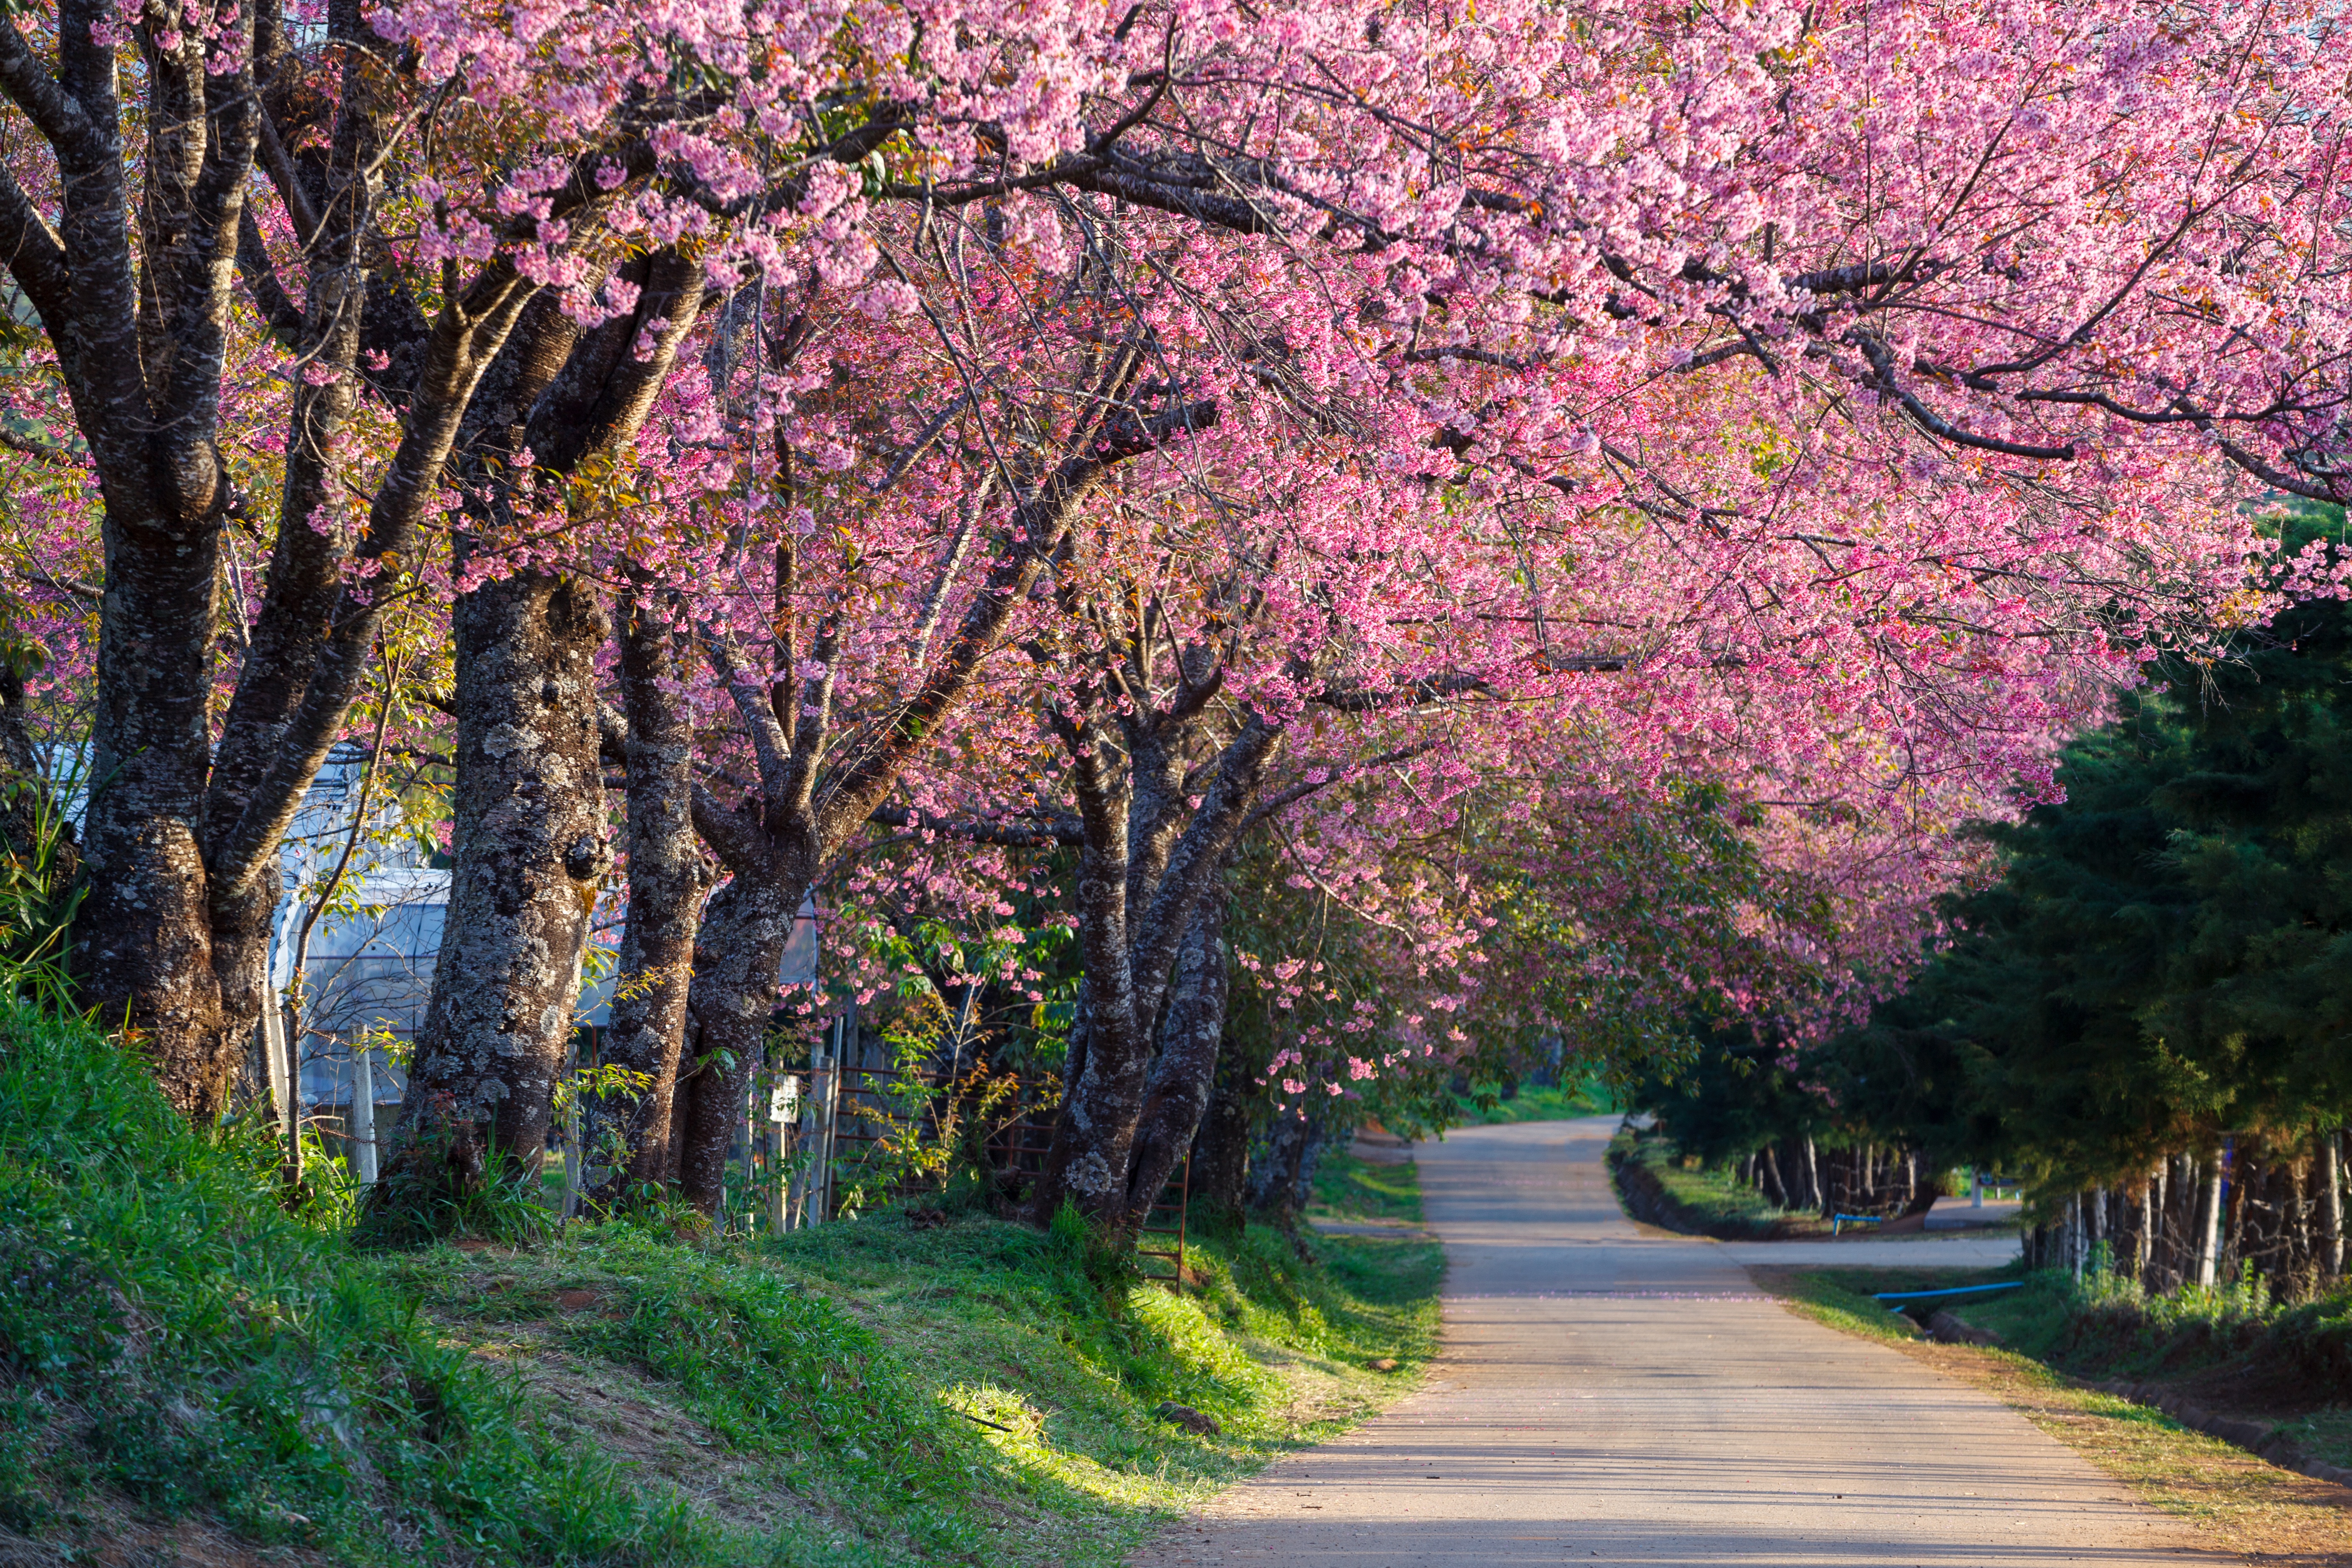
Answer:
1638;510;2352;1299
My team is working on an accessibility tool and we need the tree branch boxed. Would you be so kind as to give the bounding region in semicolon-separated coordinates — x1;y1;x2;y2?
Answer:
1850;333;2076;462
867;804;1083;847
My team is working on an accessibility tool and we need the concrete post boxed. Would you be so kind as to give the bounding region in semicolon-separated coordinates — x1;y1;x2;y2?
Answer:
351;1049;379;1186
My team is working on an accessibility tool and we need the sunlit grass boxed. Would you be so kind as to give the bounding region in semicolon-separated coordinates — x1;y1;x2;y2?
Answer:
0;1002;1442;1565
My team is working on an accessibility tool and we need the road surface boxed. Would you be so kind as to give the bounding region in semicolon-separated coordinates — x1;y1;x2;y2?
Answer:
1132;1116;2210;1568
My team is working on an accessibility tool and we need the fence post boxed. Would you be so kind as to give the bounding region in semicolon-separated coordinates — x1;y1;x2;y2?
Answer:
1176;1148;1190;1287
351;1048;378;1186
263;1002;300;1186
739;1065;758;1232
803;1030;840;1226
818;1027;842;1221
562;1087;583;1220
789;1044;821;1228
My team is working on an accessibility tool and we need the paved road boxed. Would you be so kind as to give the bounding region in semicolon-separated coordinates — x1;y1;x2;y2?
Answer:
1132;1117;2211;1568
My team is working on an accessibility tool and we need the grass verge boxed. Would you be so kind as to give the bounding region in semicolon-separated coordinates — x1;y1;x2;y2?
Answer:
1752;1266;2352;1566
0;1003;1441;1566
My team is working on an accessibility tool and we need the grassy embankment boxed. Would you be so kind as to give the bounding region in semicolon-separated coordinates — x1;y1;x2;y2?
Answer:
0;1004;1441;1567
1750;1264;2352;1563
1608;1128;2022;1240
1607;1129;1808;1238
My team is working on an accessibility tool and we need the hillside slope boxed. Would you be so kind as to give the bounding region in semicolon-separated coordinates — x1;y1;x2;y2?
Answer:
0;1006;1438;1566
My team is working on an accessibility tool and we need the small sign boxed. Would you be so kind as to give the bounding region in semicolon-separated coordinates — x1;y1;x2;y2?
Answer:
769;1076;800;1124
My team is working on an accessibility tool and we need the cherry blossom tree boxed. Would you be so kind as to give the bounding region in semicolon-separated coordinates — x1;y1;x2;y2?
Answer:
0;0;2345;1202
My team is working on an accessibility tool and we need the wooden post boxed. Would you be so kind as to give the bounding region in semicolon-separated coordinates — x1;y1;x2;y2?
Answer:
560;1032;582;1222
262;1013;289;1149
1175;1148;1191;1287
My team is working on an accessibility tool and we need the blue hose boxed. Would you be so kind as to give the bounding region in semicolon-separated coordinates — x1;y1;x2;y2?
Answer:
1870;1281;2025;1302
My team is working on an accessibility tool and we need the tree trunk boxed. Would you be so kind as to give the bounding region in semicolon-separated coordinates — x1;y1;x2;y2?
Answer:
662;1035;696;1189
79;490;232;1118
1898;1153;1939;1218
2194;1153;2223;1289
1759;1144;1788;1209
1121;891;1229;1228
2324;1132;2344;1278
69;10;553;1124
2223;1147;2246;1283
2171;1153;2194;1288
371;250;708;1221
1030;724;1149;1222
1250;1102;1331;1229
676;873;795;1213
378;573;608;1201
1190;1025;1256;1231
590;591;705;1204
1251;1114;1302;1221
2288;1153;2314;1300
1032;712;1284;1228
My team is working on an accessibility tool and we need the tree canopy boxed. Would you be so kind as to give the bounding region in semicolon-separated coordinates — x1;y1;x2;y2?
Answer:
2;0;2350;1231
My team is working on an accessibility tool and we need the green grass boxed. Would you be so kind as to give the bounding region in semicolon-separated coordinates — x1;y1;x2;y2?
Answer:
383;1190;1443;1565
1452;1074;1618;1126
1753;1268;1933;1344
2273;1407;2352;1469
0;1002;712;1565
1757;1263;2128;1359
0;1004;1442;1566
1849;1260;2303;1387
1308;1149;1425;1225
